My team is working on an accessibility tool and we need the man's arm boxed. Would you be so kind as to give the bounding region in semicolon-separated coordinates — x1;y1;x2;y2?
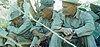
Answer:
74;12;95;37
18;18;32;34
31;17;45;38
7;18;32;34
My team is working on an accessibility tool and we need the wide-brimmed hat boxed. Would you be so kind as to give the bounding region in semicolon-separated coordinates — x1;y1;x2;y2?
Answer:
10;11;22;21
39;0;54;11
62;0;81;6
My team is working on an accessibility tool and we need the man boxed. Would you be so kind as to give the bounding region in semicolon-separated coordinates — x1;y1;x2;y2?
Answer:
30;0;54;47
5;10;33;47
49;0;97;47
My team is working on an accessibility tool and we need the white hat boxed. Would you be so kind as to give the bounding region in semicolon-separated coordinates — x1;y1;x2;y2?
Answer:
62;0;81;5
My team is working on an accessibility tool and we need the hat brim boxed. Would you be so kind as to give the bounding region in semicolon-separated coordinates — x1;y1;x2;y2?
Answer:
10;16;19;21
10;14;22;21
39;4;46;11
62;1;81;6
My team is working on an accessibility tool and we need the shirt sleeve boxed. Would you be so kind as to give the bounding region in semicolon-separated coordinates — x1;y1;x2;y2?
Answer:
75;12;95;37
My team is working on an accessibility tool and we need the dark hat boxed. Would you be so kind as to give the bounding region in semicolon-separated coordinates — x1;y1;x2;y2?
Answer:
10;11;22;21
39;0;54;11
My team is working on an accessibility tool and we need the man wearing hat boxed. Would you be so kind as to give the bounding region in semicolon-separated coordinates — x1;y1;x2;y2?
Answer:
30;0;54;47
5;10;33;47
49;0;97;47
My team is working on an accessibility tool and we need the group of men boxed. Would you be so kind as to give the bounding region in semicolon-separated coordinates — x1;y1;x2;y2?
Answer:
0;0;99;47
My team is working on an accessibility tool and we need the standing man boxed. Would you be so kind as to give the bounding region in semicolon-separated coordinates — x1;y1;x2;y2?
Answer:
5;10;33;47
49;0;97;47
30;0;54;47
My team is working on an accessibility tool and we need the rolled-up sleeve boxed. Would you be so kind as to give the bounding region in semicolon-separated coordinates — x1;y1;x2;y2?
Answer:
75;13;95;37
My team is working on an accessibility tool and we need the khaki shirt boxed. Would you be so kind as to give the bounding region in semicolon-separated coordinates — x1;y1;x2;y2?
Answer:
51;9;95;37
7;17;32;38
31;17;52;34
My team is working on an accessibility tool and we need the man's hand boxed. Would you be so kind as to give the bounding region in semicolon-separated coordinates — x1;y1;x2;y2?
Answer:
40;32;52;42
64;32;74;40
37;33;45;39
64;32;75;43
64;34;73;43
40;36;47;41
63;28;73;36
32;30;39;36
32;30;47;41
32;30;45;38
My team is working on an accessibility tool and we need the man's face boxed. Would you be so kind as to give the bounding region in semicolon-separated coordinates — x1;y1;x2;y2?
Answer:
12;16;22;25
62;2;75;16
17;0;24;11
40;8;52;19
17;0;24;6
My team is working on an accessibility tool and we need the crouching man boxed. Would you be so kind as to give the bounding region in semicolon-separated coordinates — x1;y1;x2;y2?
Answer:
49;0;97;47
30;0;54;47
5;10;33;47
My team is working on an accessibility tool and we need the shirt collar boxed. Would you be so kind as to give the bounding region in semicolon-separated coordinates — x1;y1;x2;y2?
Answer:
73;8;80;19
